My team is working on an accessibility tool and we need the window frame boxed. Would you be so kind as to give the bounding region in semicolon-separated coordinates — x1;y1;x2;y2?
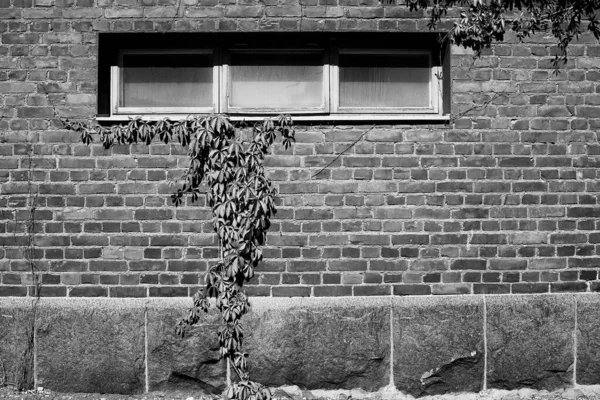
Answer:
111;49;219;116
104;45;447;121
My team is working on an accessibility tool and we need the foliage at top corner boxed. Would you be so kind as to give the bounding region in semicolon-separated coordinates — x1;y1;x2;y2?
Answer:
63;114;295;400
406;0;600;67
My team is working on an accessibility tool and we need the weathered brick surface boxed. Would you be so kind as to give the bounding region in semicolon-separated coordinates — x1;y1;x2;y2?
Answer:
1;2;600;296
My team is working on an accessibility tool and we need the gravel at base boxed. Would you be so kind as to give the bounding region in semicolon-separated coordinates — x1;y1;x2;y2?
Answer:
3;386;600;400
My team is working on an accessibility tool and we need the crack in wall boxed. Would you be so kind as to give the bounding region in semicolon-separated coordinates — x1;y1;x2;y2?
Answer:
573;296;577;386
483;295;487;391
144;304;149;393
389;297;394;388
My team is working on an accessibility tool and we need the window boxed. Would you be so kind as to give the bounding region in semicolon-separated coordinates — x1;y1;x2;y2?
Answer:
223;50;329;113
114;50;217;114
334;50;439;114
98;33;449;121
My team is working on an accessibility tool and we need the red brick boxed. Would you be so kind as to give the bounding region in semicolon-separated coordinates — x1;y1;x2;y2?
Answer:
393;284;431;296
432;283;471;295
135;209;174;220
363;272;382;284
451;259;486;270
489;259;527;270
272;286;311;297
354;285;390;296
511;283;549;294
313;286;352;296
69;286;108;297
50;261;86;272
2;33;39;44
149;287;188;297
0;286;27;296
580;270;598;281
37;286;68;297
130;261;167;271
551;282;588;293
550;233;587;244
288;261;326;272
110;286;147;297
470;234;507;245
473;283;510;294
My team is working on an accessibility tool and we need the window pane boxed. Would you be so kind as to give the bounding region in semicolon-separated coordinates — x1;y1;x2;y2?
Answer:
339;53;431;108
121;53;212;108
229;52;324;110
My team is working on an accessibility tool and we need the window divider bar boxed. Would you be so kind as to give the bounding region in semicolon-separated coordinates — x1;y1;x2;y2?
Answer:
330;46;340;114
214;48;221;114
221;51;230;114
110;65;119;115
432;66;442;114
323;50;331;113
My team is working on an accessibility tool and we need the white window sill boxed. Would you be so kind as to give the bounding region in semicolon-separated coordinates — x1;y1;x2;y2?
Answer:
95;114;451;123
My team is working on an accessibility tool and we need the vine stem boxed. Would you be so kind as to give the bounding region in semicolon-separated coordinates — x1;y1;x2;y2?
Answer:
227;359;231;387
0;358;8;387
230;361;244;381
219;239;232;388
311;124;376;179
24;144;41;390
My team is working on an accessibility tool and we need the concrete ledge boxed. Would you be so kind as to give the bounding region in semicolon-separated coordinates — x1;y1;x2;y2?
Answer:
36;298;147;394
393;296;484;397
0;299;35;389
243;297;390;390
486;295;575;390
146;297;390;392
0;294;593;395
576;294;600;385
146;298;225;393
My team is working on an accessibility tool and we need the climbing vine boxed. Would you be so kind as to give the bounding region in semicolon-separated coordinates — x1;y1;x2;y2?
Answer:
2;143;41;391
62;114;295;400
407;0;600;68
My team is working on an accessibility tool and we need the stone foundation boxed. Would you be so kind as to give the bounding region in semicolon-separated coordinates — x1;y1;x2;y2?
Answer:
0;294;597;396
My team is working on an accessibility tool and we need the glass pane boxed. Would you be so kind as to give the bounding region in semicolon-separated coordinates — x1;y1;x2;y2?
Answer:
339;53;431;108
121;53;212;108
229;52;324;110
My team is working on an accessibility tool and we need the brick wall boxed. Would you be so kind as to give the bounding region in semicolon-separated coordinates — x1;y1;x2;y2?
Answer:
1;1;600;298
